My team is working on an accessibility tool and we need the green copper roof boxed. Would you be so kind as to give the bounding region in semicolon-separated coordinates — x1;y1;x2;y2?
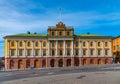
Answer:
75;34;103;36
9;34;47;37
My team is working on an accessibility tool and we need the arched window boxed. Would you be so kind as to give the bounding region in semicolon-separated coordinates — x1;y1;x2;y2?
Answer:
90;42;93;47
11;41;14;47
27;41;30;47
83;42;86;47
98;42;100;47
19;41;22;47
43;41;46;47
35;41;38;47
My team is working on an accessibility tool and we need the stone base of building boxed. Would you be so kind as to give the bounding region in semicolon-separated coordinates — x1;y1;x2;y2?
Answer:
5;57;113;70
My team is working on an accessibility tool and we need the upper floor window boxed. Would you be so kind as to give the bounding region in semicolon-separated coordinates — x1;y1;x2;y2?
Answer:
98;50;101;55
90;49;94;55
60;50;63;55
114;46;116;50
67;49;70;55
90;42;93;47
35;49;39;56
76;41;78;47
19;41;22;47
11;41;14;47
59;41;63;47
67;41;70;47
59;31;62;36
52;50;55;56
75;49;79;55
83;42;86;47
52;41;54;47
98;42;100;47
43;41;46;47
52;32;54;36
27;49;31;56
27;41;30;47
105;50;108;55
43;50;46;56
19;49;23;56
11;49;15;56
67;31;70;36
83;49;86;55
105;42;108;47
35;41;38;47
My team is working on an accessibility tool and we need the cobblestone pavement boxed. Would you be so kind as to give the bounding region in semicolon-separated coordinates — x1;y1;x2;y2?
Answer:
1;71;120;84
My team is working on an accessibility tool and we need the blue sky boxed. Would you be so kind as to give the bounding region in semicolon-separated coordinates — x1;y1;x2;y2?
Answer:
0;0;120;57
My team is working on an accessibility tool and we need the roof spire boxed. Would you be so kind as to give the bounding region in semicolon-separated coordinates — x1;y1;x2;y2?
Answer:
59;8;62;22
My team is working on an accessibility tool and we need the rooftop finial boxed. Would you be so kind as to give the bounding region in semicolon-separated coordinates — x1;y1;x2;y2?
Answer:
59;8;62;21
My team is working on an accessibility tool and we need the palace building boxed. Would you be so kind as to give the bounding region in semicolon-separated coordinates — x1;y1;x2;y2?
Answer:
4;22;113;70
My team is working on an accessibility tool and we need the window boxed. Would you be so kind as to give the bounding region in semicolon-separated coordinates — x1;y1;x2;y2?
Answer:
35;50;39;56
90;49;94;55
11;49;14;56
105;42;108;47
19;49;23;56
67;49;70;55
19;41;22;47
52;41;54;47
43;41;46;47
83;42;86;47
60;50;62;55
105;50;108;55
76;41;78;47
75;50;79;55
90;42;93;47
11;41;14;47
59;31;62;36
59;41;63;47
67;41;70;47
27;49;31;56
83;50;86;55
27;41;30;47
35;41;38;47
90;59;94;64
67;31;70;36
52;32;54;36
98;42;100;47
98;50;101;55
52;50;55;56
43;50;46;56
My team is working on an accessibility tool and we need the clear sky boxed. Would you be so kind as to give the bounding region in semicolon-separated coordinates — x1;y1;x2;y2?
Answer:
0;0;120;57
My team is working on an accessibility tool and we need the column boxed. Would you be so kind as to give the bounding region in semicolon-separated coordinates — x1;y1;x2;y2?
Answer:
24;41;26;57
48;40;50;56
87;41;90;57
32;41;34;57
56;41;58;56
102;41;105;56
63;41;66;56
71;40;74;56
94;41;97;56
16;41;18;57
79;41;82;57
109;41;112;56
8;41;10;56
40;41;42;56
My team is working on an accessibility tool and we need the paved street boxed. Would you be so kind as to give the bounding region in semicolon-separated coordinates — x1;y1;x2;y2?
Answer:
0;64;120;84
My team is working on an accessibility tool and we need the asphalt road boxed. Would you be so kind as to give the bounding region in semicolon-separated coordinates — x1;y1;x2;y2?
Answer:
0;64;120;83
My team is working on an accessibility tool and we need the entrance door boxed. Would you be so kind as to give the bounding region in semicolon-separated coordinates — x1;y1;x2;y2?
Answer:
66;59;71;67
83;59;87;65
50;59;55;67
34;60;39;68
18;60;23;69
58;59;63;67
98;59;102;64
